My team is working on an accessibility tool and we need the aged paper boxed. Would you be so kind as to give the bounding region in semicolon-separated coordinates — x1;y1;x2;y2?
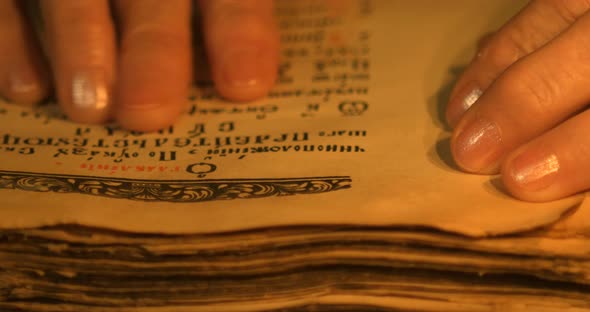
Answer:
0;0;583;236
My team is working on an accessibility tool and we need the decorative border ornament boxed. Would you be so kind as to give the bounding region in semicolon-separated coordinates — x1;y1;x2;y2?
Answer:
0;171;351;203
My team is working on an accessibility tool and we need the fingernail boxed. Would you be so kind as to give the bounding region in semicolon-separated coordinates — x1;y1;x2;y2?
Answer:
448;83;482;126
509;151;560;191
453;114;503;172
9;71;41;96
462;87;483;110
222;47;267;88
71;70;111;122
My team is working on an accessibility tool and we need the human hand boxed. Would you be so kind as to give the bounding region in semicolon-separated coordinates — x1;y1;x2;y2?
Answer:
0;0;279;131
446;1;590;202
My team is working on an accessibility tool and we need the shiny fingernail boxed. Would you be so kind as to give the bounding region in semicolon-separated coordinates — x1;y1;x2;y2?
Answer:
462;88;482;111
510;151;560;191
222;47;266;88
448;84;482;126
453;115;503;172
69;71;111;123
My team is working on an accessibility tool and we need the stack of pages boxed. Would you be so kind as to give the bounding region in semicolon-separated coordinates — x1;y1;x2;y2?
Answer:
1;1;589;311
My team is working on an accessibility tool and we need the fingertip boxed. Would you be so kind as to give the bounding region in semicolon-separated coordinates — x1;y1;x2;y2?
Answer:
5;70;50;106
500;151;531;201
114;61;190;132
115;102;184;132
56;69;113;125
500;145;561;203
213;45;278;102
501;153;545;202
450;111;503;175
446;78;482;129
201;0;279;102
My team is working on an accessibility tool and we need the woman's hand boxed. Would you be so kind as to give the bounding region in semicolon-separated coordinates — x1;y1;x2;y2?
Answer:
0;0;279;131
447;1;590;202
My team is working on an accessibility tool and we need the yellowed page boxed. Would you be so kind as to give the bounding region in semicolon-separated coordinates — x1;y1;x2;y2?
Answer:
0;0;582;236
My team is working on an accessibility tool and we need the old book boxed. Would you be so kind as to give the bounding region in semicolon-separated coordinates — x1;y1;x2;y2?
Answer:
1;0;589;311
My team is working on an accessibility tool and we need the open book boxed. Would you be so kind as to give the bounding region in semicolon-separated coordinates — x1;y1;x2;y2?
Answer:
1;1;589;311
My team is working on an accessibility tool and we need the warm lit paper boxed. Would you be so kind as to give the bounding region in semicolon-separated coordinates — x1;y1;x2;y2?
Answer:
0;0;582;236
